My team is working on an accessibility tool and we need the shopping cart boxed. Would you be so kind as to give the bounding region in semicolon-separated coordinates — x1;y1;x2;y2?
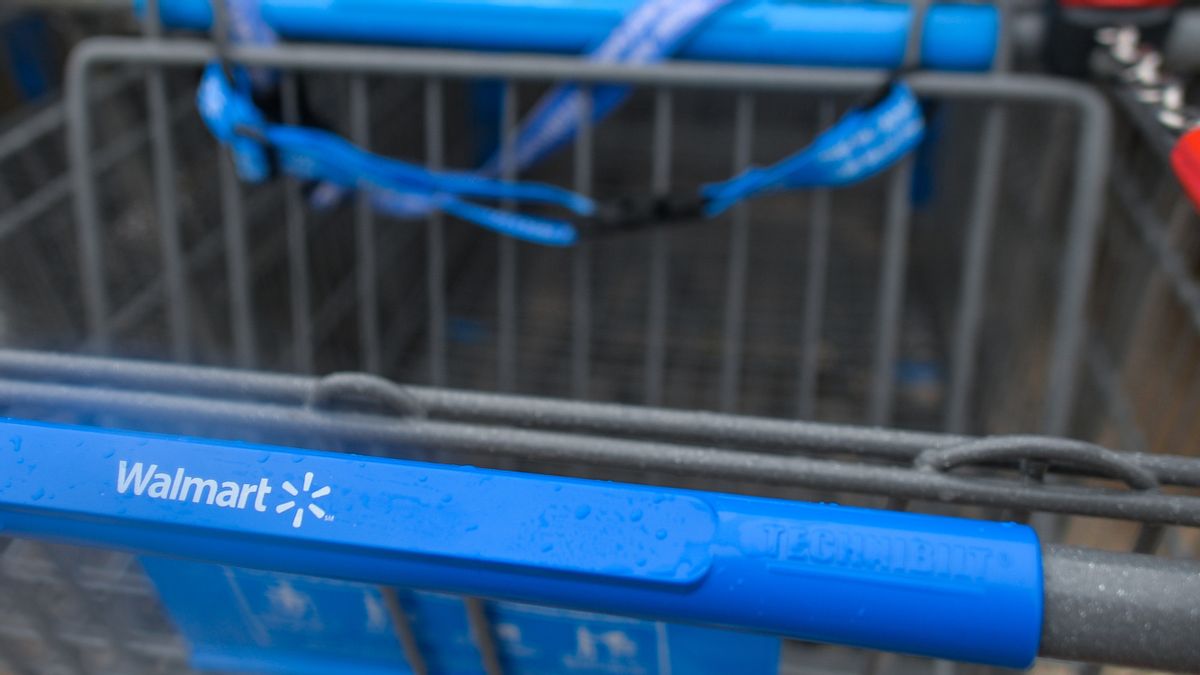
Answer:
0;0;1199;673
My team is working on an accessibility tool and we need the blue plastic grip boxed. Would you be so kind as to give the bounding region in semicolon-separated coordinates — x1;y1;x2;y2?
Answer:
137;0;998;72
0;418;1042;666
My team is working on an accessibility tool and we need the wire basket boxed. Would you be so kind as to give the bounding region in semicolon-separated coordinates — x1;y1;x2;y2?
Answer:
0;6;1198;675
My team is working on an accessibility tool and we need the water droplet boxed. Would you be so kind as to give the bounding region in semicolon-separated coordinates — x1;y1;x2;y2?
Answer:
655;529;668;540
465;524;479;532
9;437;20;452
541;543;554;553
257;454;270;464
636;558;647;567
418;475;428;483
30;488;44;501
553;485;562;492
575;505;592;519
440;494;453;504
629;509;643;522
102;448;114;459
291;456;304;463
652;496;665;504
15;457;23;465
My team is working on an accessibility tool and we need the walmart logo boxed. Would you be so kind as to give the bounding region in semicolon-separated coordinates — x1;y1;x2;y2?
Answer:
116;461;333;529
276;471;332;528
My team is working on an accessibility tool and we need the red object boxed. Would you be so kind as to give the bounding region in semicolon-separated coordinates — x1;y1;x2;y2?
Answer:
1174;129;1200;212
1058;0;1176;8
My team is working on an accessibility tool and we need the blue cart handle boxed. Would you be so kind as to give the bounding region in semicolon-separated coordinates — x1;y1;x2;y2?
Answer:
0;418;1042;667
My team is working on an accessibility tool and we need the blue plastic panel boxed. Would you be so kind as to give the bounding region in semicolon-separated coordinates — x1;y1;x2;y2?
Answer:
138;0;998;71
141;559;782;674
0;418;1042;667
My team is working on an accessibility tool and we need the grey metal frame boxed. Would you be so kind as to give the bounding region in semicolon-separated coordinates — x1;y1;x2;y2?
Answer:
64;37;1111;440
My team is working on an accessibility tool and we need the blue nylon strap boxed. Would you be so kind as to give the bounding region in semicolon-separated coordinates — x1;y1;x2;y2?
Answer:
198;64;588;246
198;0;927;245
221;0;279;91
197;64;273;180
702;82;926;216
481;0;736;174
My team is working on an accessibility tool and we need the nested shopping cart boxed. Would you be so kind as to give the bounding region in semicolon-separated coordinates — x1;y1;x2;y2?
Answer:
0;0;1199;673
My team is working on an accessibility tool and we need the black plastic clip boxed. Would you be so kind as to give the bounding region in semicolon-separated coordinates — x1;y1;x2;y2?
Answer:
580;193;709;238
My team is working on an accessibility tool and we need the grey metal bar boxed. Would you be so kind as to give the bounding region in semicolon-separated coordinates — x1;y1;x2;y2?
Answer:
797;101;834;420
311;225;411;342
0;570;87;675
34;543;136;671
1086;339;1148;454
1041;545;1200;671
425;77;447;387
0;619;185;663
0;99;187;242
643;88;672;406
719;92;755;413
209;0;259;369
1041;114;1111;438
498;80;519;392
1166;367;1200;454
867;0;926;429
1112;169;1200;335
350;75;382;374
65;38;1118;106
944;106;1008;434
281;73;315;374
65;47;110;352
1146;333;1195;447
0;70;138;162
5;348;1199;488
381;587;429;675
142;0;191;362
3;378;1200;526
465;598;504;675
98;183;283;343
867;158;915;427
217;149;257;368
572;87;593;400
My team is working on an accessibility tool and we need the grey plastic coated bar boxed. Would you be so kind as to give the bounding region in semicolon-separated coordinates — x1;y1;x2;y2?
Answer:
719;92;754;413
1041;545;1200;672
867;158;914;427
643;88;672;407
572;88;593;400
497;80;518;393
281;73;315;374
1;369;1199;527
2;348;1198;488
350;75;381;374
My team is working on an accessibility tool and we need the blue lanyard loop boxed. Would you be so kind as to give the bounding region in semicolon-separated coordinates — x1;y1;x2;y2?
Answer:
701;81;926;216
198;64;591;246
